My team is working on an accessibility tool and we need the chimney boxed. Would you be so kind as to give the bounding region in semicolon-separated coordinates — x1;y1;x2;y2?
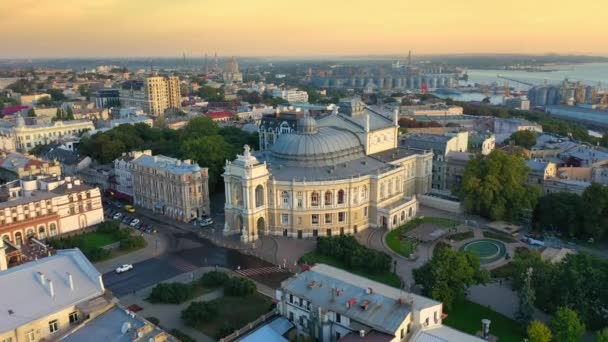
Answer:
359;330;366;338
48;280;55;298
38;272;46;285
67;272;74;291
393;109;399;126
365;114;370;133
74;179;81;186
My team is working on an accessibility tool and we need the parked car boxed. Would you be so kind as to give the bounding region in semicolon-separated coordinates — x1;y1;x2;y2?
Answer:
129;218;140;227
115;264;133;274
113;212;123;220
139;225;147;232
124;205;136;213
199;218;214;227
122;216;131;224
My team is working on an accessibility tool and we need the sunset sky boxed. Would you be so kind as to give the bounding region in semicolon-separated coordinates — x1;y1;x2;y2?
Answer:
1;0;606;58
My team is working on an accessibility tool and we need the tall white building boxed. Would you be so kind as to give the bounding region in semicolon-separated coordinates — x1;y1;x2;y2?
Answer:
113;150;153;201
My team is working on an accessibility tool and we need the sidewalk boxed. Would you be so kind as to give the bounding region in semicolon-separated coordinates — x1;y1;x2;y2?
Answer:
94;232;169;274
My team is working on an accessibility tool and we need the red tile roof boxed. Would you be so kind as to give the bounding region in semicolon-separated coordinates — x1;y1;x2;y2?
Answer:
205;111;233;119
2;105;29;116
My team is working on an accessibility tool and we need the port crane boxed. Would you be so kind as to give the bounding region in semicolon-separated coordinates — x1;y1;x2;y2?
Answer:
496;75;535;87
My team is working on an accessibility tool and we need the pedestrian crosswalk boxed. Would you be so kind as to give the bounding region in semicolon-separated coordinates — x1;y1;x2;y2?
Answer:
236;266;289;277
168;257;198;272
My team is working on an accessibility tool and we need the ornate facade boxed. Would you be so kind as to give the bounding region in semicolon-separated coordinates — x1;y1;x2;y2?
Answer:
224;100;432;242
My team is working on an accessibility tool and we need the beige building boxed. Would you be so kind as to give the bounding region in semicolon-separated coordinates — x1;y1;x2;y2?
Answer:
0;114;94;153
0;249;112;342
132;154;210;222
0;152;62;182
18;93;51;106
0;248;176;342
119;76;181;117
224;102;432;242
0;176;104;247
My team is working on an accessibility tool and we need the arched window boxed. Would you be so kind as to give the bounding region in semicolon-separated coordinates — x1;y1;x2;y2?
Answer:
401;211;405;221
38;226;46;239
255;185;264;207
232;182;243;206
393;215;398;225
50;223;57;237
337;189;345;204
281;191;290;207
26;229;34;238
14;232;23;247
409;207;413;218
311;192;319;206
324;191;332;206
2;235;10;242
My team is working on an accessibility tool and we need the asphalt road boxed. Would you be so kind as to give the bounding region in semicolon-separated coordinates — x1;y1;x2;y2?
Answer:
102;231;273;297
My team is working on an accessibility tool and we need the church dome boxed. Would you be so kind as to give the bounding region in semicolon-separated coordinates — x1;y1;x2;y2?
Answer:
297;115;318;134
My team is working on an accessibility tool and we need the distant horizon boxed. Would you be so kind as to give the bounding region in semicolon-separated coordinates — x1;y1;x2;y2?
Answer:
1;53;608;61
1;0;606;58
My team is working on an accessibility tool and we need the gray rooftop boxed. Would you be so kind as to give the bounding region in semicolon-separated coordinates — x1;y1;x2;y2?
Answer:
133;154;202;175
282;264;440;335
60;305;173;342
0;190;58;210
0;249;105;333
525;160;551;171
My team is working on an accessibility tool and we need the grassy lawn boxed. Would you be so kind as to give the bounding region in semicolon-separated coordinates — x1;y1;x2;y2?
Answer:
78;232;119;250
198;293;273;339
490;262;515;279
386;217;459;257
447;231;474;241
443;300;525;342
301;251;402;288
482;231;516;243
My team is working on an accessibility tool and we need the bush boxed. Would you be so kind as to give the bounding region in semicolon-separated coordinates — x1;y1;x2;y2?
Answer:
224;277;256;297
314;235;391;274
199;271;229;287
169;329;195;342
447;231;474;241
148;283;194;304
85;247;111;262
181;301;219;327
119;235;146;251
216;323;238;339
96;221;121;235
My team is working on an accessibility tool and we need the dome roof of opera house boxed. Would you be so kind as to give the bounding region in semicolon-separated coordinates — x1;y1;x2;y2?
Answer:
269;116;365;167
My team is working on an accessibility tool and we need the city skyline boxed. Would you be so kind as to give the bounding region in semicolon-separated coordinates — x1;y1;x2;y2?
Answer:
1;0;607;58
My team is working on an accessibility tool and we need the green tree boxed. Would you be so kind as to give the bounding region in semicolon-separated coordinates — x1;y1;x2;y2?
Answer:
181;135;232;190
527;321;552;342
27;108;36;117
550;307;586;342
413;247;489;310
459;149;541;221
516;267;536;324
36;96;53;107
596;328;608;342
601;132;608;148
580;183;608;241
509;130;538;149
532;192;582;238
65;106;74;120
182;116;219;139
47;89;66;101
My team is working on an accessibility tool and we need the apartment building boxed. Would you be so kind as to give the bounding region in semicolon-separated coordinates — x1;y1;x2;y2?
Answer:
271;88;309;103
276;264;485;342
119;76;181;117
0;176;104;246
113;150;153;200
132;154;209;222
